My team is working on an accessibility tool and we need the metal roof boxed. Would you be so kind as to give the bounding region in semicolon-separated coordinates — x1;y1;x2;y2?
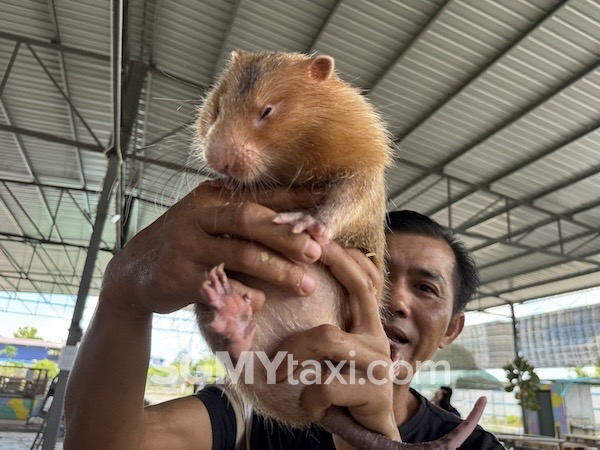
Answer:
1;0;599;315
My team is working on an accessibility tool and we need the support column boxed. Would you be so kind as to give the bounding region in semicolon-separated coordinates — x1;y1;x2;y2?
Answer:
509;302;529;434
40;155;120;450
42;0;126;446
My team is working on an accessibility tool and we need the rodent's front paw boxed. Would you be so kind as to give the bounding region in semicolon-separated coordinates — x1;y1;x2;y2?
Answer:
273;212;329;245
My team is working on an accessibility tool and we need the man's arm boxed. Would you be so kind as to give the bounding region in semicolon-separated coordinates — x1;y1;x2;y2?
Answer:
65;293;212;449
64;183;322;449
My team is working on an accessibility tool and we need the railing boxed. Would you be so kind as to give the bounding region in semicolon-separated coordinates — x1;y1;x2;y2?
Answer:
0;366;50;398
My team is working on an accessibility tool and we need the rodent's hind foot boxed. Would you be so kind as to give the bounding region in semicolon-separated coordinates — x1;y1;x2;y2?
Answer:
201;264;256;359
273;212;329;245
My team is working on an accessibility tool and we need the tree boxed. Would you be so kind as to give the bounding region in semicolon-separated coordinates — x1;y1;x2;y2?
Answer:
503;355;540;411
32;359;59;379
572;366;600;378
13;326;43;340
0;345;18;358
573;367;589;378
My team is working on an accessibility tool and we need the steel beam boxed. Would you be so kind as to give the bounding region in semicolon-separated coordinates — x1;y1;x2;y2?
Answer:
467;197;600;254
369;0;452;93
48;0;87;189
147;0;163;63
0;30;198;90
0;99;65;249
0;273;92;295
0;100;35;181
388;57;600;204
0;177;172;209
462;228;600;271
0;231;112;252
483;267;600;300
0;184;26;235
0;241;51;301
388;157;600;239
0;42;20;98
392;0;569;143
138;121;189;150
0;178;101;195
118;60;148;247
148;64;207;91
476;227;600;271
480;243;600;287
212;0;243;80
507;302;528;433
128;153;208;175
121;61;149;152
307;0;343;53
27;44;103;148
429;123;600;228
2;183;45;239
0;123;105;152
0;31;109;61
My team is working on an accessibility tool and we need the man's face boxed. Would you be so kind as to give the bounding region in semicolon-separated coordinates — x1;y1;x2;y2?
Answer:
383;232;464;382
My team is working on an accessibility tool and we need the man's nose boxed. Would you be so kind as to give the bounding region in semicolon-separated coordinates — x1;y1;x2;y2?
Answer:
388;283;411;318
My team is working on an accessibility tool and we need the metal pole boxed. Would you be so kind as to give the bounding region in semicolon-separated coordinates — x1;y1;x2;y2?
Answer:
41;0;124;446
509;302;529;434
40;155;120;450
509;302;519;358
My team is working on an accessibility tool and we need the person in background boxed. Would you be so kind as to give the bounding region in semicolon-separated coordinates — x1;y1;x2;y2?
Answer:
432;386;461;417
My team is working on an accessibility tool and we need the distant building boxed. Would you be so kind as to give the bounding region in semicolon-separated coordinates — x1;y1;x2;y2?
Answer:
0;337;62;364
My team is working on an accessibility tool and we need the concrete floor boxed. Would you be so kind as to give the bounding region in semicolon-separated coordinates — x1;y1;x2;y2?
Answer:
0;432;62;450
0;421;63;450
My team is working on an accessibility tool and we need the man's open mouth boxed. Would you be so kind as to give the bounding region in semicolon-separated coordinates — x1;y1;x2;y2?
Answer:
384;325;409;345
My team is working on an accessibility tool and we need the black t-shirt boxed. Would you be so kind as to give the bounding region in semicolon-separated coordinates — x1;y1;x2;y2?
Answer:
196;385;504;449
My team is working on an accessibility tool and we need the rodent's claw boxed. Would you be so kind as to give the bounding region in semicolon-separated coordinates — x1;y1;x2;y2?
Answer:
273;212;329;245
201;264;256;359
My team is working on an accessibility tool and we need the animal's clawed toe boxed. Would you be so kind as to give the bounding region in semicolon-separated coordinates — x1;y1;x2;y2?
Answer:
201;264;256;359
273;212;329;245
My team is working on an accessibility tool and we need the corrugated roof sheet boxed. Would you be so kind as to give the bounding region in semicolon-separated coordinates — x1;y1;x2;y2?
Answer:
1;0;599;316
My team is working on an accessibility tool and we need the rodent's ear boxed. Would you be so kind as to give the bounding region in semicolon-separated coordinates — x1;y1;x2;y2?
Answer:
309;55;335;81
230;50;246;63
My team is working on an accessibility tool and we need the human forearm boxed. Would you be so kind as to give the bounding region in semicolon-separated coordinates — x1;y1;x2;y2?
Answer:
64;296;152;449
63;182;322;448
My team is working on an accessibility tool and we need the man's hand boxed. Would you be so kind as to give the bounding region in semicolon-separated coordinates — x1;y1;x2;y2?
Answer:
275;242;400;447
101;182;324;317
65;182;325;450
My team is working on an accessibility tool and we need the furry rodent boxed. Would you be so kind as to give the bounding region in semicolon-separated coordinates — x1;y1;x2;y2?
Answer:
195;50;391;269
193;51;483;449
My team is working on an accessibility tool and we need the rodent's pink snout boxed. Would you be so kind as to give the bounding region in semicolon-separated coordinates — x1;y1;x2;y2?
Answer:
204;147;230;175
204;143;263;183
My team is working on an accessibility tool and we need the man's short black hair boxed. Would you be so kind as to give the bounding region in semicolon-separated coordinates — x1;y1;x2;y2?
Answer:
385;210;479;313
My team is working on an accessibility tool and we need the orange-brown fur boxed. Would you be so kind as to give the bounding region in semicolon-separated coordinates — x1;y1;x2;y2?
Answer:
193;50;392;427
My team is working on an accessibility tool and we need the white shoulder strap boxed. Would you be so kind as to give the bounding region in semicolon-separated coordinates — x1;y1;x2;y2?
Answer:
216;381;254;450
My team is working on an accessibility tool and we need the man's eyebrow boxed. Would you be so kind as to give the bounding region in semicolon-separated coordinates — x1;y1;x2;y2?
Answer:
414;267;447;286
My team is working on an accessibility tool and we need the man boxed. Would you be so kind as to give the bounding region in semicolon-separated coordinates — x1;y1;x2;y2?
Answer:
64;184;502;449
432;386;461;417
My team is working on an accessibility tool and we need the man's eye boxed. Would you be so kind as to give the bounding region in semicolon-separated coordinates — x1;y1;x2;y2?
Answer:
417;284;435;294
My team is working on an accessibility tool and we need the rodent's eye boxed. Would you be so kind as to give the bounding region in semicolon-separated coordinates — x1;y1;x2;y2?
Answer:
261;106;273;120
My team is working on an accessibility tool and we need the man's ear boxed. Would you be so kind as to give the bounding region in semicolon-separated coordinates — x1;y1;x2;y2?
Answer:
438;312;465;349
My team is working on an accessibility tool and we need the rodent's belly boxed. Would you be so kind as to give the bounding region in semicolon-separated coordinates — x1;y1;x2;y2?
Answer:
251;265;345;354
234;265;347;426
